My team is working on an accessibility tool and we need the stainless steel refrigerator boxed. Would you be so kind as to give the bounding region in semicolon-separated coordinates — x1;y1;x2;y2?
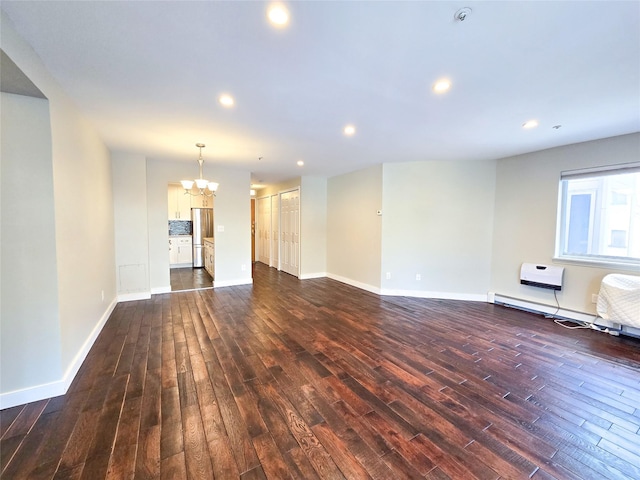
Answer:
191;208;213;268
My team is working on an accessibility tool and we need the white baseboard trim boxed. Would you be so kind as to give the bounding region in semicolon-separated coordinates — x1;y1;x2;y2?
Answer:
380;289;488;302
299;272;327;280
326;273;381;295
0;379;66;410
325;273;487;302
214;277;254;288
117;291;151;302
61;298;117;390
0;297;117;410
151;286;171;295
493;294;597;324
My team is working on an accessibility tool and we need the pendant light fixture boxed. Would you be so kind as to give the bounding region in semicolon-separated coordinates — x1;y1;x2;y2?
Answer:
180;143;219;197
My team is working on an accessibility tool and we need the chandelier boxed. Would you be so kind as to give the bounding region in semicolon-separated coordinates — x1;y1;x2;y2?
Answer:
180;143;219;197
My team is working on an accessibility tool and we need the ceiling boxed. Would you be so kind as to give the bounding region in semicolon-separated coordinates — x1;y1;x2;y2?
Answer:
2;1;639;186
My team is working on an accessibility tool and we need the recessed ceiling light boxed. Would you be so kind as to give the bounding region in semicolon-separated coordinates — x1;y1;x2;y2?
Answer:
344;125;356;136
219;94;234;107
522;119;539;129
297;160;304;166
432;79;451;93
268;4;290;27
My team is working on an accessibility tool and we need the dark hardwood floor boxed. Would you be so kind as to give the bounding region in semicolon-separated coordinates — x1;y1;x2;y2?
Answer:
170;267;213;292
2;263;640;479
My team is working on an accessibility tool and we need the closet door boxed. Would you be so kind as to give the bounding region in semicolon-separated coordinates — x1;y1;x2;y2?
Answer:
257;196;271;265
271;194;279;269
280;189;299;277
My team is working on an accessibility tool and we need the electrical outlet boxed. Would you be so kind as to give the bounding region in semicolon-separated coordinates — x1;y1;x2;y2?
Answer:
591;293;598;304
385;272;391;280
241;264;246;271
416;274;421;281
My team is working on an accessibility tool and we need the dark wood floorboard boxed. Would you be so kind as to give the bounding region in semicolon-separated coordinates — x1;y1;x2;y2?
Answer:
2;262;640;479
170;267;213;292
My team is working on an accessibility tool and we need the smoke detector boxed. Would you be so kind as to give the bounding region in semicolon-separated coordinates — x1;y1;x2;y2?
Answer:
454;7;472;22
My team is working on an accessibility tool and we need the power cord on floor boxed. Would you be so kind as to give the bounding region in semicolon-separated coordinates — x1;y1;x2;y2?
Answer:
548;289;592;329
554;318;591;329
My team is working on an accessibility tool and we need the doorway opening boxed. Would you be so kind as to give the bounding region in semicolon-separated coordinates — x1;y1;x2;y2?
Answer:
255;187;300;277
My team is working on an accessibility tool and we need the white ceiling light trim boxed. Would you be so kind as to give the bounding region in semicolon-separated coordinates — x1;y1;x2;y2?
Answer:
522;120;539;129
433;79;451;93
268;4;290;27
343;125;356;136
219;94;234;107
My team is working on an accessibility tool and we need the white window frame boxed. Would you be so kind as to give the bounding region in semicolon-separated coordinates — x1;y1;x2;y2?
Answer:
554;162;640;270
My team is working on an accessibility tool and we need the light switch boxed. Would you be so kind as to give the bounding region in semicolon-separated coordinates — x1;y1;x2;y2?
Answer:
217;225;224;232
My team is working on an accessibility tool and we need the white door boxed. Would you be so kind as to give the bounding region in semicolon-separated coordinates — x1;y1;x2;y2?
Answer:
271;194;279;269
280;189;300;277
257;196;271;265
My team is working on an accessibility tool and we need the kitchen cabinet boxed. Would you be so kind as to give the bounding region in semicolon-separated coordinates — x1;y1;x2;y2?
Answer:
168;184;192;220
191;193;212;208
169;236;193;266
204;238;215;278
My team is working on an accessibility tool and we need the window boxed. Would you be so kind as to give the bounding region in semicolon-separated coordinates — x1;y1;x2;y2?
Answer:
556;163;640;265
610;230;627;248
611;191;629;206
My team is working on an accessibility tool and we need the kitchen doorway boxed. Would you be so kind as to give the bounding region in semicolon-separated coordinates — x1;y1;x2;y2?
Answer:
167;182;215;292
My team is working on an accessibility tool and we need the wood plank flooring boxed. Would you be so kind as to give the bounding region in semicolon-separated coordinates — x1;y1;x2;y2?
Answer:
2;263;640;479
170;267;213;292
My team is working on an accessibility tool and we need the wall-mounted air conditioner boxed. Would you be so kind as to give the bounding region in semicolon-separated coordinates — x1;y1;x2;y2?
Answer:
520;263;564;291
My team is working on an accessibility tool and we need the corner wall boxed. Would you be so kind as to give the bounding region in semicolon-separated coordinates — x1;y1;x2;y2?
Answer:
1;12;116;408
112;153;150;301
300;176;327;278
381;160;496;299
1;93;62;402
490;133;640;316
327;165;383;292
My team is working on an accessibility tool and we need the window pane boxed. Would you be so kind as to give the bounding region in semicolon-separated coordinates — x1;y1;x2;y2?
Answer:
610;230;627;248
558;170;640;262
566;193;592;254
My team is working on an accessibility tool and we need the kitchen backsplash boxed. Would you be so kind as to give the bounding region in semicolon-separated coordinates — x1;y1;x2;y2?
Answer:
168;220;192;235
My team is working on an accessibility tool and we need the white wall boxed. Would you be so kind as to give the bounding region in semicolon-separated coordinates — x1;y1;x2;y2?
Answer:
491;133;640;315
52;104;116;375
327;165;383;291
258;177;301;198
1;93;63;398
381;160;496;299
112;153;150;300
300;176;327;278
145;159;252;291
1;12;116;408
